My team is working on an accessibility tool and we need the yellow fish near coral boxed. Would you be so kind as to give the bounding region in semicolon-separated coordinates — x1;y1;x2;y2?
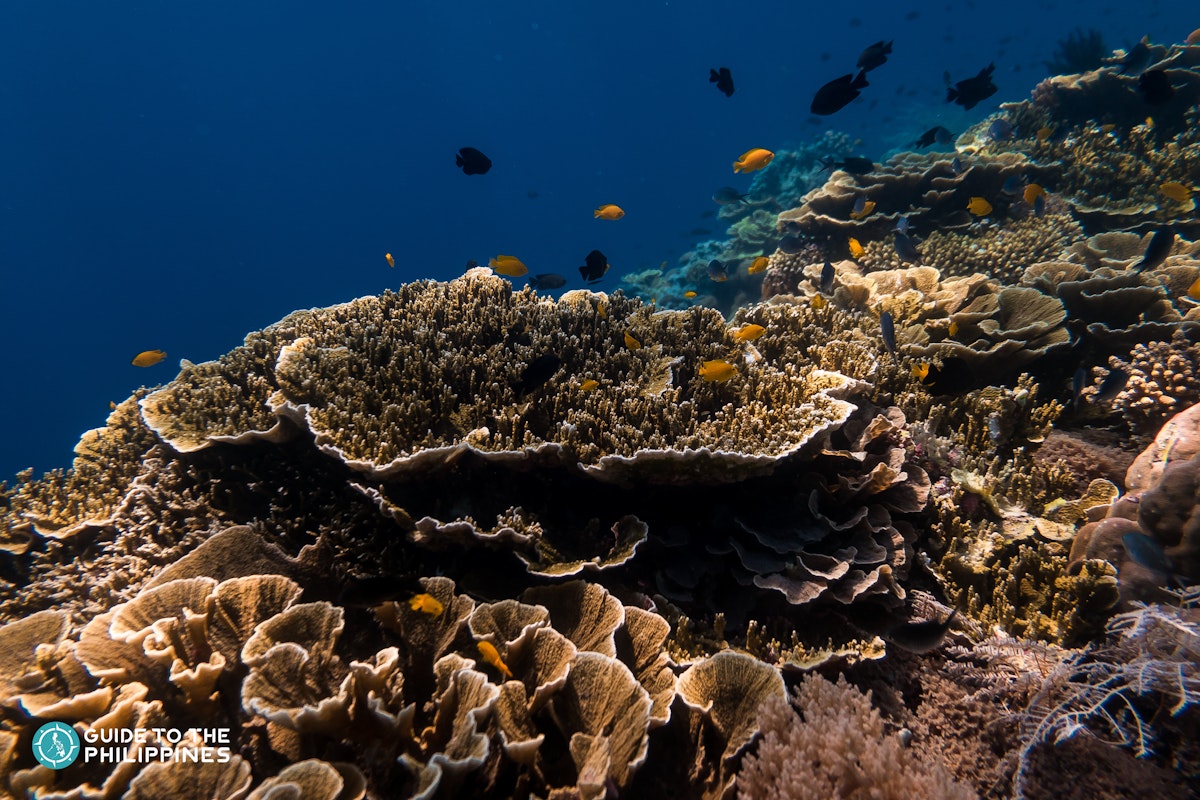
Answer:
624;331;642;350
385;252;395;268
848;237;865;259
684;290;697;298
477;641;513;678
594;204;625;220
408;593;443;617
132;349;167;367
748;256;770;274
1035;126;1054;142
1023;183;1046;205
733;324;766;342
1160;182;1193;204
849;200;876;220
966;196;992;216
581;379;600;392
811;294;827;310
1188;276;1200;300
733;148;774;173
699;359;737;382
489;255;528;277
911;362;930;382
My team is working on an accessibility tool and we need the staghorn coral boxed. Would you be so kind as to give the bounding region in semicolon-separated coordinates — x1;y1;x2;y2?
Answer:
735;673;975;800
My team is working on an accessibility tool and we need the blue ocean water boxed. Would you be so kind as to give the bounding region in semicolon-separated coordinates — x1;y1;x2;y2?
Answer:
0;1;1193;480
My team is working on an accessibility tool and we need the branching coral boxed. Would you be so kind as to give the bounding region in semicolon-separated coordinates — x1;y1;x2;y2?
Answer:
735;673;975;800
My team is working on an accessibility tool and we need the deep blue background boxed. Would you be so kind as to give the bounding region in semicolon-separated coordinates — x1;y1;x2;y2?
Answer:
0;0;1191;479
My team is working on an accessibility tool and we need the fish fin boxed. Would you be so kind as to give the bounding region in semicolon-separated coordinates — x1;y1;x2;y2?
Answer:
946;87;958;102
852;69;869;88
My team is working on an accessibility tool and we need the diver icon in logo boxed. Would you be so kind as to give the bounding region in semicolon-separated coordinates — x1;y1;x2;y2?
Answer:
32;721;80;769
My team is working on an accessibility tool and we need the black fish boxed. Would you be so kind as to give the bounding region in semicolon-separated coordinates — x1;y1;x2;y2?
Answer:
709;66;735;97
528;273;567;290
1118;36;1152;75
811;70;869;115
946;63;997;110
924;357;977;394
880;311;896;355
515;353;562;399
336;575;423;608
1138;69;1174;105
1122;532;1175;575
579;249;610;284
886;610;958;654
712;186;749;205
951;157;966;176
777;234;806;255
820;260;835;294
1134;226;1174;272
914;126;953;148
1032;193;1046;217
1095;367;1129;403
894;232;921;264
820;156;875;175
857;40;893;72
988;118;1014;141
465;259;480;269
455;147;492;175
1072;367;1087;410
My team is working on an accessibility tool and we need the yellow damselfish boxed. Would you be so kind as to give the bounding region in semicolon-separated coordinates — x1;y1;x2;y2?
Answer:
624;331;642;350
408;593;444;617
476;641;513;678
848;237;865;258
748;256;770;274
594;204;625;220
733;324;766;342
489;255;528;277
733;148;774;173
698;359;737;382
967;196;992;216
132;349;167;367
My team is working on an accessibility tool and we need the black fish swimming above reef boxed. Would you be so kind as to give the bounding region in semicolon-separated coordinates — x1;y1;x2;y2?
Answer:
455;147;492;175
1134;226;1174;272
1095;367;1129;403
709;66;735;97
886;609;958;653
914;125;953;148
857;40;893;72
820;260;835;294
712;186;749;205
820;156;875;175
811;70;869;115
1138;69;1174;105
528;273;567;290
880;311;896;355
1118;36;1152;75
579;249;610;283
894;231;921;264
946;63;997;110
515;353;562;399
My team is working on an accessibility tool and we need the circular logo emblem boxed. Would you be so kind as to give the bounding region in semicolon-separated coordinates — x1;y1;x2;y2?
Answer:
32;722;80;770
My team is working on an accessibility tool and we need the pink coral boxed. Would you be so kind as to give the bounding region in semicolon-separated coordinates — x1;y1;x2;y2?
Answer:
736;673;975;800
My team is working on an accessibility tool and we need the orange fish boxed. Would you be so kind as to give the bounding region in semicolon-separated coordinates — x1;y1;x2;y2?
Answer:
1100;123;1116;133
1023;183;1046;205
489;255;528;277
966;196;992;216
594;204;625;220
132;349;167;367
624;331;642;350
385;253;395;268
1188;28;1200;45
848;237;865;259
477;641;513;678
811;294;827;310
733;148;775;173
684;290;697;298
912;363;930;381
748;256;770;274
733;324;766;342
1035;126;1054;142
849;200;876;220
408;593;444;617
698;359;737;382
581;379;599;392
1188;276;1200;300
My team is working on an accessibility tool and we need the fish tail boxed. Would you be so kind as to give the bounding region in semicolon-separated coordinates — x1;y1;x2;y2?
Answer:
946;87;958;102
852;70;869;88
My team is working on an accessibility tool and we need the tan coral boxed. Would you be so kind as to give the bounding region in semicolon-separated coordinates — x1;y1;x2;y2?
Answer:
246;759;366;800
521;581;624;657
676;650;785;768
551;651;652;799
